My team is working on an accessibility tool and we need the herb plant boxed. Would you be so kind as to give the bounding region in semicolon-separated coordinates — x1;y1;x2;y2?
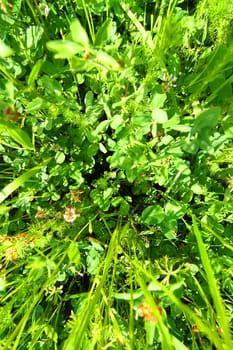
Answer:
0;0;232;349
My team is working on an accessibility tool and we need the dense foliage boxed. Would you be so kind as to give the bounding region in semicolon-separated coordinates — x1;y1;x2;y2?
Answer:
0;0;233;349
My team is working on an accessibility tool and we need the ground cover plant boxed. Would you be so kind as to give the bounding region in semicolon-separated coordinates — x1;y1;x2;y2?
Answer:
0;0;233;349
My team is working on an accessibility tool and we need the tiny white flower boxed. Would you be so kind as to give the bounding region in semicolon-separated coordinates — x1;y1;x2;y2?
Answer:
63;207;80;223
38;3;50;17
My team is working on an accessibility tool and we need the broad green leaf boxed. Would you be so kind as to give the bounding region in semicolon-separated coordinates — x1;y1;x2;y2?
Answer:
41;60;69;75
99;142;107;153
26;97;50;112
151;91;167;109
163;114;180;130
171;124;191;132
26;25;44;50
191;183;206;194
70;19;90;47
38;76;63;96
31;305;44;323
0;204;10;215
152;108;168;123
27;59;44;88
70;57;90;72
94;120;110;134
55;151;65;164
46;40;84;58
0;118;34;150
84;91;94;107
191;107;221;135
119;199;130;215
67;242;80;264
0;40;14;57
141;205;165;225
0;158;51;204
110;114;124;130
5;81;14;101
55;151;66;164
132;113;152;136
148;280;184;292
94;19;113;46
165;202;186;219
95;50;120;70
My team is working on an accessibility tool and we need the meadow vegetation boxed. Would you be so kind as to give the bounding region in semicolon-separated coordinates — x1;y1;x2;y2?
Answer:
0;0;233;349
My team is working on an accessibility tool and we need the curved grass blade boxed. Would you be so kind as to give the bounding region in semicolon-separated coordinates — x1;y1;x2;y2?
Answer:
192;214;233;349
0;158;51;204
0;118;34;150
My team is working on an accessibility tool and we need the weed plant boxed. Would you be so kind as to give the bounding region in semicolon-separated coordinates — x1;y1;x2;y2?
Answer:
0;0;233;349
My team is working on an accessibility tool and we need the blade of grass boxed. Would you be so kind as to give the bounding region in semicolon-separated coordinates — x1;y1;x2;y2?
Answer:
0;158;51;203
63;223;127;350
136;273;175;350
2;289;45;350
200;220;233;252
121;2;153;47
102;290;129;348
79;0;95;43
129;257;224;349
0;118;34;150
191;214;233;349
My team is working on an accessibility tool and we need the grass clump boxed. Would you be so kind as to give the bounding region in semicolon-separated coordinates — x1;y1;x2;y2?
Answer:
0;0;233;349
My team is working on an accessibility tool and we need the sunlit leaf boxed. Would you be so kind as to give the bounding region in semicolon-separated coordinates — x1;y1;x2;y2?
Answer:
70;19;90;47
44;325;58;343
151;91;167;109
55;151;65;164
152;108;168;123
26;25;44;50
95;50;120;70
67;242;80;264
0;40;14;57
0;118;34;150
46;40;84;58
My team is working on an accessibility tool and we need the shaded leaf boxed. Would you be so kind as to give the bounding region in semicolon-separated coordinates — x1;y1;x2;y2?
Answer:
27;59;44;88
95;19;113;46
141;205;165;225
191;107;221;135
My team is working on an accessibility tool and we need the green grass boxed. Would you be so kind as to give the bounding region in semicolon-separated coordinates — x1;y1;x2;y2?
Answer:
0;0;233;349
